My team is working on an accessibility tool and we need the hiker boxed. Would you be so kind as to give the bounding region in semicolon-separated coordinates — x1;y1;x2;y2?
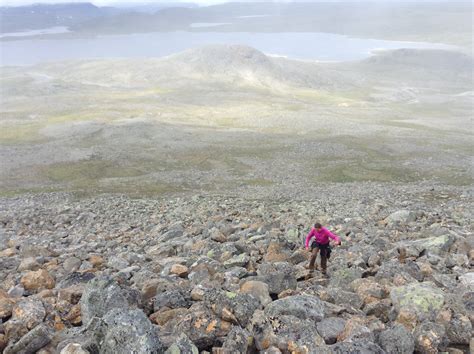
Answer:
305;222;341;275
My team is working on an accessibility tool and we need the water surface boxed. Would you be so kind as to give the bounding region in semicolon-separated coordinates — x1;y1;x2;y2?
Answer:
0;31;456;66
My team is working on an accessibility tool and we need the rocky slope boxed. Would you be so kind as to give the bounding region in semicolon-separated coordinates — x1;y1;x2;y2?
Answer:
0;183;472;353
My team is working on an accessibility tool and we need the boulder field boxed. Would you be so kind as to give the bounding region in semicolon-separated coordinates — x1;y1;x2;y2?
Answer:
0;185;472;353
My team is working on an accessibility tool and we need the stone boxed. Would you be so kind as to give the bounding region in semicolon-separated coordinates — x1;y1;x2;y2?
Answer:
377;323;415;354
162;302;231;350
0;334;7;352
88;255;104;267
17;258;41;272
205;289;260;327
0;248;16;257
316;317;346;344
150;308;188;326
3;323;52;354
256;262;297;295
58;285;84;305
100;308;164;353
223;253;249;268
170;264;189;278
330;339;385;353
251;310;325;352
80;276;141;324
12;297;46;330
329;267;363;290
264;295;326;323
390;282;445;322
219;326;251;353
190;285;206;301
8;285;25;298
459;272;474;290
60;343;89;354
385;210;416;225
154;289;190;312
20;269;55;291
240;280;272;306
445;313;472;345
399;235;454;258
264;242;290;262
165;333;198;354
0;293;15;319
63;257;82;273
414;322;447;354
326;288;363;309
337;318;374;342
106;256;129;271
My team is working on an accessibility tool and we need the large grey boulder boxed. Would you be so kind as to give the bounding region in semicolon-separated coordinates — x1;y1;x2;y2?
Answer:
390;281;445;322
377;323;415;354
385;210;416;225
316;317;346;344
256;262;297;295
164;333;198;354
330;339;385;354
80;276;141;324
251;310;326;352
4;323;52;354
154;289;191;312
102;308;164;354
204;289;260;327
264;295;326;322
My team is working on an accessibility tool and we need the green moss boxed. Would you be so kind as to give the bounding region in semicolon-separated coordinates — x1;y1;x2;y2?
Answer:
225;291;237;299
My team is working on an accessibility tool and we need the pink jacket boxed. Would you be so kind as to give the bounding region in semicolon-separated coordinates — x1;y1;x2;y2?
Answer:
305;227;340;248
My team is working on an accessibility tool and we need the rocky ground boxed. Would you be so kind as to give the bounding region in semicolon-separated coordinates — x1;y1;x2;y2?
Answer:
0;182;473;353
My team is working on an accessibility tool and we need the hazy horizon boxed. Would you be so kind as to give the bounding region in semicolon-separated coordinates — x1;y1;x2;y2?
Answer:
0;0;466;7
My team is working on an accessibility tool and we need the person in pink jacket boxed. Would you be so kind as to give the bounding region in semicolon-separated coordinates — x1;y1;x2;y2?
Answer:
305;222;341;275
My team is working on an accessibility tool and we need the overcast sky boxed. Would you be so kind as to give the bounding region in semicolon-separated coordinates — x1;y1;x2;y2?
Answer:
0;0;457;6
1;0;229;5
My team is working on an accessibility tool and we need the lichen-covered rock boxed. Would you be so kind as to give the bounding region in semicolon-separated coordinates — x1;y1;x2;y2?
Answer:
256;262;297;295
251;310;325;352
337;317;374;342
390;282;445;322
377;323;415;354
3;323;52;354
385;210;416;225
329;267;363;290
264;295;326;322
60;343;89;354
205;289;260;327
445;313;472;345
162;302;231;350
398;235;454;257
164;333;198;354
80;276;141;324
154;289;191;312
223;253;249;268
330;339;385;354
413;322;448;354
219;326;252;353
11;296;46;330
316;317;346;344
101;308;164;354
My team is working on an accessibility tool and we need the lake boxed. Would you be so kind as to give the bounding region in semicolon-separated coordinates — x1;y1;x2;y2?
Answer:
0;31;456;66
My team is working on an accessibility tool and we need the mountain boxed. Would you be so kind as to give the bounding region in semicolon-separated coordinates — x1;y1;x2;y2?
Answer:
0;3;122;33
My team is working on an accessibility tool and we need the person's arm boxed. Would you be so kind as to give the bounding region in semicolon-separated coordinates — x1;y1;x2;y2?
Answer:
326;229;341;244
305;228;315;249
